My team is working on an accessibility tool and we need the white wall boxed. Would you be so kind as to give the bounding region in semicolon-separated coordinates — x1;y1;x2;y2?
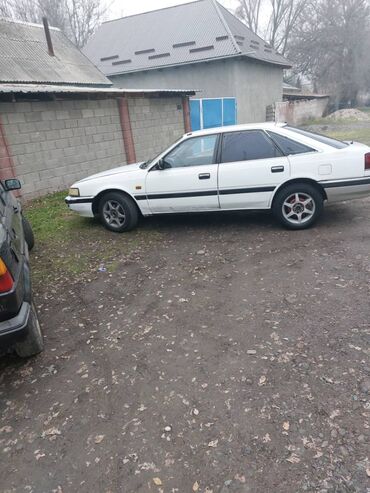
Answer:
111;58;284;124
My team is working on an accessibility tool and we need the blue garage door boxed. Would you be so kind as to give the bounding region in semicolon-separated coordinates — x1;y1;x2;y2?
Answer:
190;98;236;131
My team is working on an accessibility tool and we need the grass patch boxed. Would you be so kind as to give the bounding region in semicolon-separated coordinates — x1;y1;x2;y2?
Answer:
24;191;162;290
302;113;370;146
357;107;370;114
323;129;370;146
25;191;89;242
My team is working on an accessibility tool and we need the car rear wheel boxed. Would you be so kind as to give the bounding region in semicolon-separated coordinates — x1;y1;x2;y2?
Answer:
272;183;324;230
14;302;44;358
98;192;139;233
22;215;34;251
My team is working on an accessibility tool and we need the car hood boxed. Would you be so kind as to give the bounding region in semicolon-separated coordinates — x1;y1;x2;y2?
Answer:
77;162;145;183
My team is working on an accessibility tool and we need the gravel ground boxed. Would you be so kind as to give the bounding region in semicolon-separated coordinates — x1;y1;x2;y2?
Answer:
0;200;369;493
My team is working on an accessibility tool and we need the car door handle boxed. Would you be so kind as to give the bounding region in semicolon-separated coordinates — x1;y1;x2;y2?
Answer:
271;166;284;173
198;173;210;180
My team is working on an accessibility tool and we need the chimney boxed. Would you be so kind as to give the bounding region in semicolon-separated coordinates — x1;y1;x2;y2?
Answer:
42;17;55;56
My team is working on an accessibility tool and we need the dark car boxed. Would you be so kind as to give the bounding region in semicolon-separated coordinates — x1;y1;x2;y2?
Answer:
0;178;43;358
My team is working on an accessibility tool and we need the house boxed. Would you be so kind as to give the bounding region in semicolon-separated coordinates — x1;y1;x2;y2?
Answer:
83;0;291;128
0;18;195;199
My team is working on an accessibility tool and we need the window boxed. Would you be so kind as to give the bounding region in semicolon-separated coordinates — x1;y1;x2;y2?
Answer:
163;135;218;168
267;131;316;155
285;126;348;149
221;130;282;163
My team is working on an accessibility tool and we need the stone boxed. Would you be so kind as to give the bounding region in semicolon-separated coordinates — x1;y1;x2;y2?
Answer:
241;446;252;456
359;378;370;394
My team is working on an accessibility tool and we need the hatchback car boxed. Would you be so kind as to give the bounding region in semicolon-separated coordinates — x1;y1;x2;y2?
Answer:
0;178;43;358
66;123;370;231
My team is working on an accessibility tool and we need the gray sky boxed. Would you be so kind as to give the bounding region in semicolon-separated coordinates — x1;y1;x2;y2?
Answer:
107;0;239;20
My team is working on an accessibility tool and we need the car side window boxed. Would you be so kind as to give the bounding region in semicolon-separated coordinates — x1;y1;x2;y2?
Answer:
267;131;316;155
163;135;218;168
221;130;283;163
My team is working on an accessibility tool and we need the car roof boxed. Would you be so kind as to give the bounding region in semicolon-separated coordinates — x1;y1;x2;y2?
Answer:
184;122;286;138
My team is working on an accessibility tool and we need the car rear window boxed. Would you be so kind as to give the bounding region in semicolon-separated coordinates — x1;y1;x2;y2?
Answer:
267;131;316;155
285;126;349;149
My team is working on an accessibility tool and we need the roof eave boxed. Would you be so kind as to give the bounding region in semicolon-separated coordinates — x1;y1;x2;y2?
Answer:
0;83;197;96
106;53;291;78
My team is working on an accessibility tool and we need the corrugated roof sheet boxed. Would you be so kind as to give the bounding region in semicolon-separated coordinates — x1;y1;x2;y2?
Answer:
0;82;196;95
0;18;111;86
83;0;291;76
215;3;289;67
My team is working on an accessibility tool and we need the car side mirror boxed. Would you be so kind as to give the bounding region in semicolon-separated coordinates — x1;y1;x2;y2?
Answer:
157;158;171;170
4;178;21;191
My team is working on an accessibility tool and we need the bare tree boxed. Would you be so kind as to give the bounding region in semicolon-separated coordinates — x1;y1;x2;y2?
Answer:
0;0;107;47
0;0;11;17
236;0;311;54
268;0;309;54
289;0;370;106
236;0;263;33
66;0;106;48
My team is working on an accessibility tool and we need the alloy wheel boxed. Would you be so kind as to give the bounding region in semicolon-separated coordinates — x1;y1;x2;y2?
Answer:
102;200;126;228
282;192;316;225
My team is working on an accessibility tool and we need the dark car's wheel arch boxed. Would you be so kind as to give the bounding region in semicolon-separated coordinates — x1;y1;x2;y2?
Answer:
92;189;142;218
271;178;327;209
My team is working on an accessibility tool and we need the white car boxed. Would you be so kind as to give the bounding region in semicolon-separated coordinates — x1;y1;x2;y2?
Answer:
65;122;370;232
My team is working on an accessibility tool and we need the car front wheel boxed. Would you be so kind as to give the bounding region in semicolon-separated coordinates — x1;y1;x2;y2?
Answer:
98;192;139;233
272;183;324;230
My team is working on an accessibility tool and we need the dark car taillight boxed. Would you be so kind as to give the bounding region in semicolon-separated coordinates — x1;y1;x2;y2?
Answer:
0;258;14;293
365;153;370;170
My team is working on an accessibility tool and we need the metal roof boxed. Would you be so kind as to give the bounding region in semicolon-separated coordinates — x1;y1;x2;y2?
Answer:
0;18;111;86
283;82;301;92
0;82;196;95
83;0;291;76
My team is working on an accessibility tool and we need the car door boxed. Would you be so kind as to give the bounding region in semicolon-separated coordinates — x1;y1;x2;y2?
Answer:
145;134;220;213
218;130;290;209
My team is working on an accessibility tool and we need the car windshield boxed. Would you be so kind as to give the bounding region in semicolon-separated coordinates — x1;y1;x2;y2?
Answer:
139;136;183;169
284;126;349;149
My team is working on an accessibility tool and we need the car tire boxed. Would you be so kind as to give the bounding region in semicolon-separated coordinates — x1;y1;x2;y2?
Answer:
272;183;324;230
22;216;35;251
98;192;139;233
14;303;44;358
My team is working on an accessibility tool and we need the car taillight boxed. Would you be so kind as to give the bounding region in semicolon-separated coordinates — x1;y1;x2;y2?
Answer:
0;258;14;293
365;153;370;170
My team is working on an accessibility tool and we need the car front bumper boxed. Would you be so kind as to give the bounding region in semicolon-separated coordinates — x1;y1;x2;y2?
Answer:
0;301;31;349
65;197;94;217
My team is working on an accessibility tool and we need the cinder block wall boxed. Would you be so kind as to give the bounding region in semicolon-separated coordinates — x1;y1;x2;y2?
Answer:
0;95;185;200
0;99;125;199
128;96;184;162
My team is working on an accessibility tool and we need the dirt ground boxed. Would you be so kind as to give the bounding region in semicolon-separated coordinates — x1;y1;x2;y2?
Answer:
1;200;370;493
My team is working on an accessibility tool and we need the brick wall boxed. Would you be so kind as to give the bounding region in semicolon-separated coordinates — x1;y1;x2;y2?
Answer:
128;96;184;162
0;95;186;200
267;98;329;125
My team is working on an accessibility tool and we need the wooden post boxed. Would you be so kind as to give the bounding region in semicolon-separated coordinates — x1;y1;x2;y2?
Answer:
0;114;20;196
117;97;137;164
182;96;191;133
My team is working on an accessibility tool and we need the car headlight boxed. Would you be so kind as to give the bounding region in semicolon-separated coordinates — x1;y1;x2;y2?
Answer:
69;187;80;197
